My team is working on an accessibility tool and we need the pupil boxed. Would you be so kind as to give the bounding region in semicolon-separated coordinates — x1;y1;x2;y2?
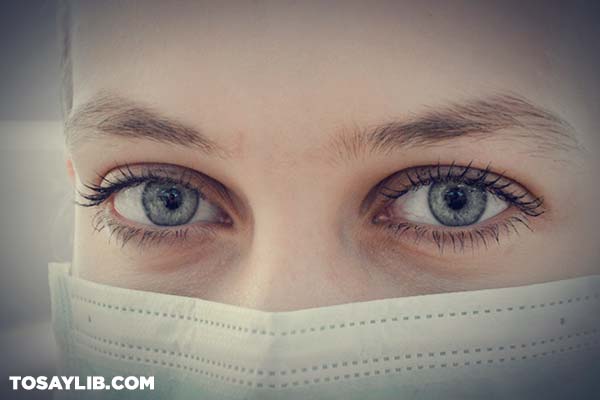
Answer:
159;188;182;210
443;187;468;210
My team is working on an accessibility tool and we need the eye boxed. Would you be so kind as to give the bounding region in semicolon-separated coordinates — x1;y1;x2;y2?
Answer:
77;164;235;247
391;181;509;227
113;181;224;227
371;163;545;252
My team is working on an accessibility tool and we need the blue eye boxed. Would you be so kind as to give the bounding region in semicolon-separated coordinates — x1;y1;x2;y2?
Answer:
114;180;223;227
428;182;489;226
375;163;541;229
141;182;200;226
372;163;546;252
389;180;508;227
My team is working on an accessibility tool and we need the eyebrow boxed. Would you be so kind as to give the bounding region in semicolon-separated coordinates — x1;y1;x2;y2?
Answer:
65;92;228;156
328;93;580;162
66;92;579;162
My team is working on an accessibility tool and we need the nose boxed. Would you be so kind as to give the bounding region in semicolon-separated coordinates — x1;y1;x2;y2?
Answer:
221;185;366;311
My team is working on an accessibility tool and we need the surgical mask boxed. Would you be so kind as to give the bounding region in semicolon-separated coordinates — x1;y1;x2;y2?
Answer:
49;262;600;399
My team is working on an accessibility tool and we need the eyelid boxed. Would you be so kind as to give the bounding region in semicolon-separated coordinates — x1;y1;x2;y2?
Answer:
362;162;547;254
366;162;545;222
78;163;241;249
77;163;241;224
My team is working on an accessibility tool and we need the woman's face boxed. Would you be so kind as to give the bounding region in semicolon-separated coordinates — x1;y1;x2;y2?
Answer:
66;1;600;311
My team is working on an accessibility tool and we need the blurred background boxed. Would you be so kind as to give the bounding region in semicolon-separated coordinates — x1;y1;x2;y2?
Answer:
0;1;70;398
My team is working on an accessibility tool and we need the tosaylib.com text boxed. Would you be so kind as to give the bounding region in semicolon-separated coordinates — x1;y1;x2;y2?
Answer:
9;375;154;391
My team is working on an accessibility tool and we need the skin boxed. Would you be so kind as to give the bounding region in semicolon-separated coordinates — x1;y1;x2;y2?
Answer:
66;1;600;311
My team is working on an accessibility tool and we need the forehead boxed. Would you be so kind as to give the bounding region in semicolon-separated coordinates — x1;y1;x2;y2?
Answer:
69;1;598;150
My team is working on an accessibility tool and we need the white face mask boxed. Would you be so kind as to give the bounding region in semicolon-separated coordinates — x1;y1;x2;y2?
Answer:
49;262;600;399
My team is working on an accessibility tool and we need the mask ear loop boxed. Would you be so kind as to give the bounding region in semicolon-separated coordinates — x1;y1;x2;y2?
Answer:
50;264;76;369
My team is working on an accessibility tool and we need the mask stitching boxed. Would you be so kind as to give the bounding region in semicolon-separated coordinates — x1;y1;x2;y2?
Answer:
70;292;600;337
72;326;599;386
71;330;599;389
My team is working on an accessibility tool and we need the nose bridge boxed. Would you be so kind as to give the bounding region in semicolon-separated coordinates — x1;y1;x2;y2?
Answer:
252;201;333;270
232;164;351;311
243;243;340;311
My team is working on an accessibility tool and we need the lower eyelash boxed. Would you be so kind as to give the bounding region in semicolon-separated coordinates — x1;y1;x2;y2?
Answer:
90;208;213;249
383;214;533;254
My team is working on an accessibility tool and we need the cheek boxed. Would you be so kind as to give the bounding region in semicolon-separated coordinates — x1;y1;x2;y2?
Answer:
539;165;600;275
356;218;590;294
72;205;242;294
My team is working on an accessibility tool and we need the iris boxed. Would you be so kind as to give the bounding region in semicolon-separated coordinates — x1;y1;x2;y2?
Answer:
428;182;487;226
142;182;199;226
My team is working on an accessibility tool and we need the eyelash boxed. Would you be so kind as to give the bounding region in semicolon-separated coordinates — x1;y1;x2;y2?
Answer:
374;161;545;253
77;164;219;248
77;164;197;207
78;162;545;252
